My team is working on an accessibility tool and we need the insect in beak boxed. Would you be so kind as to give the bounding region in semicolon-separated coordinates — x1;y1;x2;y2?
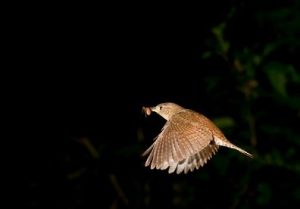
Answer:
142;106;152;117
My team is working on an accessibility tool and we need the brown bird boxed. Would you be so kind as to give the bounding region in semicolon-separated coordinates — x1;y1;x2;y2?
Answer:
142;102;253;174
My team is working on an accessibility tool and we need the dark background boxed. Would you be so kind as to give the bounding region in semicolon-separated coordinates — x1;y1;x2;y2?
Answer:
22;1;300;208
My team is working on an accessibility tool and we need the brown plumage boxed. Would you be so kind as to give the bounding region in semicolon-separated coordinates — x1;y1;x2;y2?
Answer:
142;102;253;174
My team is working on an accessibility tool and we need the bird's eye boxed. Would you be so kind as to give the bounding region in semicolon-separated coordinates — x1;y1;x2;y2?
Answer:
159;106;163;110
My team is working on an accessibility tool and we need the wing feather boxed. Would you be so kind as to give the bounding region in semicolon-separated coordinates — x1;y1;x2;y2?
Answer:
143;110;217;173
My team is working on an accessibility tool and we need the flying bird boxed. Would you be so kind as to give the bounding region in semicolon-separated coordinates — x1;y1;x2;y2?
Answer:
142;102;253;174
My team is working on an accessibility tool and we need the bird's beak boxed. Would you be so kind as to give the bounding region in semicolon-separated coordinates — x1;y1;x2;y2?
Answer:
150;106;158;113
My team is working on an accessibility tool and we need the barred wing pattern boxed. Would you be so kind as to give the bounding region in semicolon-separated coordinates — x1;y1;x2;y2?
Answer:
143;110;219;174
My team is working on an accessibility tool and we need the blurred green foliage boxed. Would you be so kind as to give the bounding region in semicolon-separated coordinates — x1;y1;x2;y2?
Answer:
198;2;300;208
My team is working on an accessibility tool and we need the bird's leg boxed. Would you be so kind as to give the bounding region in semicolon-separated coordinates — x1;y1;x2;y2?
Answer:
209;140;216;145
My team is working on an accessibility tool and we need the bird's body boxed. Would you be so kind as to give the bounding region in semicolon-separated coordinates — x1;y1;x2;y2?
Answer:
142;102;252;174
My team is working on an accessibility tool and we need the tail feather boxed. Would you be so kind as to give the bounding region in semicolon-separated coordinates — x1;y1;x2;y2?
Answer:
232;145;253;158
215;138;253;158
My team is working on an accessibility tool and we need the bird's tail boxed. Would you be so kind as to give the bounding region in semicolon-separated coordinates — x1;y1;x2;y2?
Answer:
230;144;253;158
215;138;253;158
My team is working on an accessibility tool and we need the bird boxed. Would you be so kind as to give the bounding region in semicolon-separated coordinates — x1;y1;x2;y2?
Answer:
142;102;253;174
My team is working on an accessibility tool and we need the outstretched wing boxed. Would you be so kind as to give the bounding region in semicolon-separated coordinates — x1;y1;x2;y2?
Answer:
174;144;219;174
143;110;218;174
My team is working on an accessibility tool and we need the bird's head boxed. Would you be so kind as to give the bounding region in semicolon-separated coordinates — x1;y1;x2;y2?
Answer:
148;102;184;120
